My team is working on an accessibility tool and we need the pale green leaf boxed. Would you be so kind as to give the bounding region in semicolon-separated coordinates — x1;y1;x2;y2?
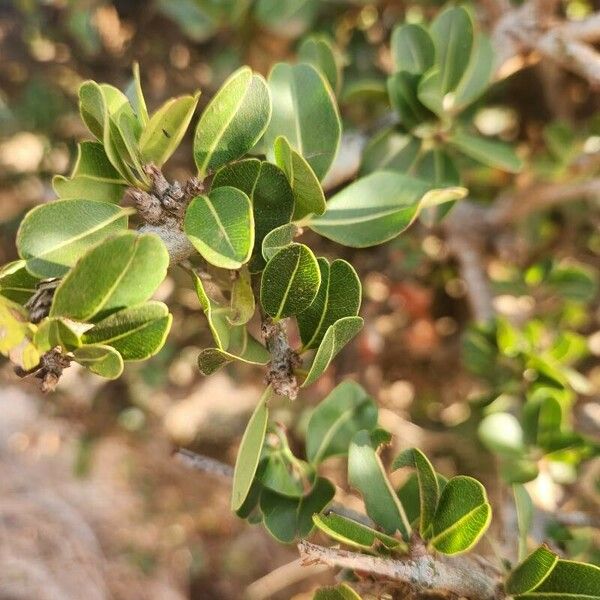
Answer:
313;584;362;600
262;223;298;262
228;267;255;326
298;35;341;94
0;296;40;370
34;317;81;353
478;412;524;456
73;344;124;379
453;33;494;110
391;23;434;75
127;62;149;127
449;128;522;173
360;128;421;176
514;484;533;561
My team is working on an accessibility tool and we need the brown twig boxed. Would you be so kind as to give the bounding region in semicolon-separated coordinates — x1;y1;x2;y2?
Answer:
173;448;234;480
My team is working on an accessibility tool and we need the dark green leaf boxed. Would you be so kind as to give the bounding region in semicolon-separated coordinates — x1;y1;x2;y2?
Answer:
505;545;559;595
0;260;39;304
360;128;421;176
387;72;431;128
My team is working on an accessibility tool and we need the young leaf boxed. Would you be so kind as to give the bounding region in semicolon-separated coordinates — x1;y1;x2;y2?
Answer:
448;129;522;173
184;186;254;269
140;92;200;166
348;430;412;538
264;63;341;180
50;231;168;322
231;387;271;511
79;80;125;141
391;23;434;75
302;316;363;387
309;172;457;248
127;62;149;127
228;267;255;326
17;199;131;278
73;344;124;379
514;484;533;561
392;448;439;537
273;136;326;220
416;68;444;117
298;258;361;351
262;223;298;262
360;128;421;176
505;545;559;595
387;72;431;128
298;35;341;94
312;512;404;552
429;476;491;555
258;452;315;498
34;317;81;353
260;244;320;319
82;301;172;360
260;476;335;543
306;380;377;465
429;6;474;94
453;33;494;110
0;260;39;304
194;66;271;176
0;296;40;370
313;583;362;600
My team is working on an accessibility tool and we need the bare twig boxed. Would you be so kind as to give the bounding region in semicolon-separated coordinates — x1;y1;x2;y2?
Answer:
174;448;234;480
298;540;504;600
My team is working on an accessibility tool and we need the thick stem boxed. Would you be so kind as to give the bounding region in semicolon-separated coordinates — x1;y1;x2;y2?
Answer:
261;316;300;400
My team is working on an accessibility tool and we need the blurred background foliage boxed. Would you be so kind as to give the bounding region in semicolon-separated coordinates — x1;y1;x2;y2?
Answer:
0;0;599;598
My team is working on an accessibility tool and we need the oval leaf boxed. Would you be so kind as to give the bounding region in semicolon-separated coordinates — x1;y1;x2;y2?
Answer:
73;344;124;379
391;23;434;75
449;128;522;173
360;128;421;176
506;545;558;596
0;260;39;305
298;35;341;94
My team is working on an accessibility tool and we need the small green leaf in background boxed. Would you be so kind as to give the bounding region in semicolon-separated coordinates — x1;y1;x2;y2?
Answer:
416;68;444;117
260;244;320;319
387;72;431;129
73;344;124;379
50;231;168;322
262;223;298;262
452;33;494;110
228;267;255;326
478;412;524;456
312;512;403;552
298;258;361;351
184;186;254;269
260;476;335;543
360;128;421;176
82;301;172;360
0;296;39;370
348;430;411;538
392;448;439;537
273;135;326;220
231;387;271;511
306;380;377;465
264;62;341;181
34;317;81;353
313;583;362;600
0;260;39;304
415;149;460;187
194;66;271;176
17;200;131;279
140;92;200;167
429;475;491;555
391;23;434;75
429;6;474;94
505;545;559;595
298;35;341;94
302;316;363;387
53;141;127;204
258;451;315;498
449;128;522;173
513;484;533;561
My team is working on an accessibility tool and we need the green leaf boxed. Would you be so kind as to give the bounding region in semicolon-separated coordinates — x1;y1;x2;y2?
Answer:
229;267;255;326
298;35;341;94
50;231;168;322
348;430;411;538
417;68;444;117
525;560;600;599
360;128;421;176
478;412;524;456
34;317;81;353
298;258;361;351
505;545;559;595
429;476;491;555
306;380;377;465
313;583;362;600
82;301;172;360
262;223;298;262
231;387;271;511
449;129;522;173
197;327;270;375
397;472;448;527
194;66;271;177
184;186;254;269
79;80;122;141
312;512;404;552
387;72;431;128
391;23;434;75
309;172;464;248
429;6;474;94
0;260;39;304
264;63;341;180
392;448;439;537
514;484;533;561
127;62;149;127
258;452;315;498
17;199;131;279
73;344;124;379
260;243;320;319
140;92;200;167
61;140;126;183
302;316;363;387
260;476;335;543
453;33;494;110
0;296;40;370
273;136;326;220
415;149;460;186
